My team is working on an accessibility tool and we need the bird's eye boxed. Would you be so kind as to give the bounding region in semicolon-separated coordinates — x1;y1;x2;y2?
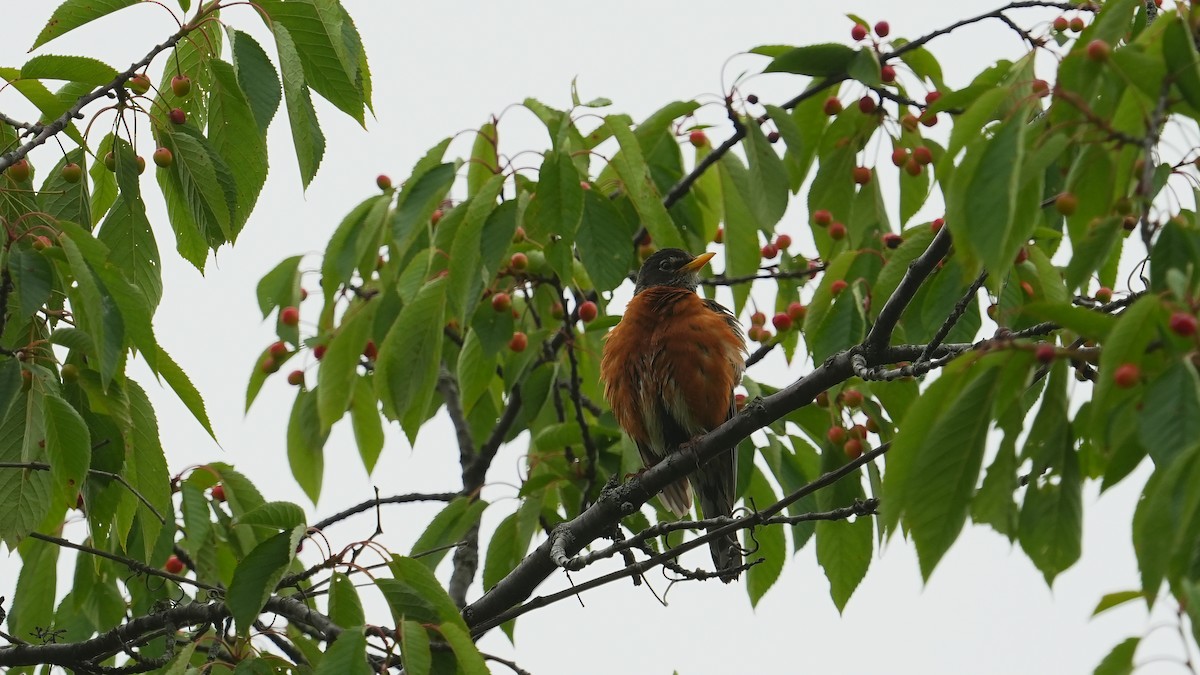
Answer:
659;258;673;271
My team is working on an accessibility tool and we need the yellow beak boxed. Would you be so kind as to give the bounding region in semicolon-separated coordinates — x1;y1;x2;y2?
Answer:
680;251;715;272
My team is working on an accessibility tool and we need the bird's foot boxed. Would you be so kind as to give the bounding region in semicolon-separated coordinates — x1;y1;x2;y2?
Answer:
676;437;704;471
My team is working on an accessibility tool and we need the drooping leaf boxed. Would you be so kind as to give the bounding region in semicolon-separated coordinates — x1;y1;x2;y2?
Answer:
410;497;488;570
287;388;328;503
226;527;302;635
31;0;140;50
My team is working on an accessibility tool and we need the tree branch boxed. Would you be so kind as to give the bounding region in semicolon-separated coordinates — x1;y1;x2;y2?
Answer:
863;227;952;355
308;492;458;532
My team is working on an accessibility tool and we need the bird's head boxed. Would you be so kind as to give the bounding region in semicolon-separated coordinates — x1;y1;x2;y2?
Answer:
634;248;715;294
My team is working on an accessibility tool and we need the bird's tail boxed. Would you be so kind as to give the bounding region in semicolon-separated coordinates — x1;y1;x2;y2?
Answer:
659;479;693;519
695;447;741;583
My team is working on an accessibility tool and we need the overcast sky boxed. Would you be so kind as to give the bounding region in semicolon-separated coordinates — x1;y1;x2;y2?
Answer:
0;2;1187;673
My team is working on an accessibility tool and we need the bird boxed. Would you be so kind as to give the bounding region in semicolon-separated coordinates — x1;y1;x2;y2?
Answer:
600;247;747;582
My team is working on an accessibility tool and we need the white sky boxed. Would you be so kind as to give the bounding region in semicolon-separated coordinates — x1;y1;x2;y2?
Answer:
1;2;1188;674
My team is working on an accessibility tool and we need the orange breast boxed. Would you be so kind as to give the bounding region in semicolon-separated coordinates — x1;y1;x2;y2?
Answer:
600;288;746;457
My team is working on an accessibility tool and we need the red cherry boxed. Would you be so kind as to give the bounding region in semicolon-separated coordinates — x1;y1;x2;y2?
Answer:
212;484;226;502
287;370;305;386
510;252;528;270
313;344;327;361
881;65;896;83
844;438;864;459
827;427;847;445
901;114;919;132
1021;281;1035;298
775;234;792;250
1053;16;1069;31
903;158;922;176
1035;344;1056;364
1095;287;1113;303
126;73;151;94
431;209;444;226
689;130;708;147
813;209;833;227
931;217;945;232
734;393;747;410
882;233;903;249
920;113;938;127
579;301;599;323
925;91;942;105
891;148;909;167
280;306;300;326
851;24;868;41
787;302;807;321
829;222;847;240
865;417;880;433
508;331;528;352
831;279;848;295
260;356;279;374
1169;312;1198;337
823;97;843;115
858;96;877;114
751;311;767;326
912;146;933;165
512;226;526;243
491;292;512;313
761;243;778;260
7;159;30;182
1032;79;1050;97
1113;363;1140;389
1086;40;1110;62
850;424;868;440
169;107;187;125
1015;247;1029;265
1069;17;1086;32
767;131;781;144
268;341;288;358
853;166;871;185
363;340;378;359
165;555;185;574
580;181;591;190
376;174;392;190
815;391;830;407
841;389;864;407
75;492;84;510
772;313;792;331
874;21;890;37
714;227;725;244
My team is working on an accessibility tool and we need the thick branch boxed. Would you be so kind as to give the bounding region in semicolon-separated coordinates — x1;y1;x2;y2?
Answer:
863;227;952;354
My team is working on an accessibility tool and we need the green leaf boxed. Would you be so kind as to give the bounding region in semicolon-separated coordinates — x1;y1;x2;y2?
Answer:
605;116;684;250
153;344;217;441
61;237;122;389
745;467;785;606
742;120;789;228
287;388;328;503
947;114;1027;278
527;150;584;241
387;556;467;629
1093;637;1138;675
1022;301;1117;342
43;395;90;509
718;154;762;314
208;60;268;235
155;127;235;246
0;394;51;545
439;623;489;675
313;627;371;675
815;474;872;612
456;330;495;417
318;300;378;432
448;175;505;322
576;189;636;292
349;375;383;474
237;501;307;531
37;148;91;229
467;121;500;196
328;572;366;629
764;44;856;76
21;54;117;86
1065;217;1123;292
482;512;525;590
7;536;58;643
401;620;432;675
30;0;140;50
376;278;446;442
411;497;488;570
125;381;171;562
1093;590;1143;616
96;195;162;309
273;23;326;187
256;255;303;318
10;247;53;318
258;0;369;124
229;29;282;135
226;527;302;636
1138;361;1200;466
1093;296;1162;439
389;163;455;262
972;440;1019;539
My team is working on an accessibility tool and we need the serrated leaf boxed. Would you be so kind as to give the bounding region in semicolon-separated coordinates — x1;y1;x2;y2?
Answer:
10;247;53;318
43;394;90;506
328;572;365;629
209;60;268;235
947;114;1027;278
318;300;378;432
718;154;761;314
745;467;785;606
272;23;325;187
376;278;446;442
1093;637;1138;675
237;501;307;531
229;29;281;135
31;0;140;50
0;394;52;545
467;121;500;196
96;195;162;310
411;497;488;570
577;189;636;292
401;620;432;675
287;388;328;503
439;623;489;675
21;54;117;86
349;375;383;474
764;44;856;76
605;116;684;250
37;147;90;228
256;255;303;318
125;381;171;562
226;527;302;635
1093;590;1143;616
1138;361;1200;466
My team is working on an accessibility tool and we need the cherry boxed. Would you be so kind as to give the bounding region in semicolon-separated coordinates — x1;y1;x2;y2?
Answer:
1113;363;1140;389
1055;193;1078;216
1031;79;1050;97
512;226;526;243
376;174;392;190
775;234;792;250
212;484;226;501
1095;287;1113;303
1035;344;1056;364
882;233;903;249
1169;312;1198;337
280;306;300;326
713;227;724;244
508;332;528;352
931;217;945;232
901;114;919;132
823;97;843;115
881;65;896;83
268;341;289;358
152;147;173;168
874;21;890;37
165;555;185;574
842;389;864;407
920;113;938;127
7;159;30;182
61;363;80;381
750;311;767;326
1053;16;1069;31
287;370;305;386
844;438;864;459
905;158;922;176
363;340;378;359
767;131;781;144
1086;40;1110;62
815;391;830;407
1021;281;1035;298
772;313;792;331
313;344;327;360
61;162;82;183
747;94;759;104
171;74;192;97
1015;247;1029;264
829;222;847;240
689;130;708;147
580;181;591;190
827;426;847;445
858;96;877;114
761;243;778;260
260;356;279;374
32;235;52;251
103;152;116;172
851;24;868;41
891;148;909;167
787;302;807;321
579;301;598;323
431;209;444;226
813;209;833;227
1069;17;1085;32
135;155;146;174
913;146;933;165
169;107;187;125
127;73;151;94
491;292;512;313
510;252;528;271
925;91;942;105
831;279;848;295
853;166;871;184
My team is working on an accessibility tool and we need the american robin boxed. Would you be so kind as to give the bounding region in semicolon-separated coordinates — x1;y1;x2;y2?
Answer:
600;248;747;582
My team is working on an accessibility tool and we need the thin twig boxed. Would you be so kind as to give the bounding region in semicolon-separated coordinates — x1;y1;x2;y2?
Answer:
0;462;165;523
